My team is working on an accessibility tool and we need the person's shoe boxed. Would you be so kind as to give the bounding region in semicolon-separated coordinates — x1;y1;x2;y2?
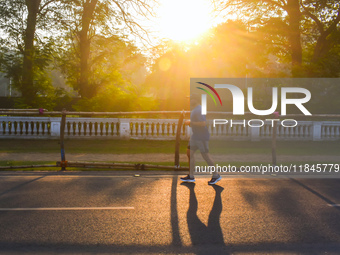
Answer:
180;175;195;183
208;175;222;185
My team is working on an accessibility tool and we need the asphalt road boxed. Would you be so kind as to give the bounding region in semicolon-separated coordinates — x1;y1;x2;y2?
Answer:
0;171;340;254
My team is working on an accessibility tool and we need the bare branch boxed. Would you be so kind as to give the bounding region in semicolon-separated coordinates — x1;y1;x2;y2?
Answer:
112;0;153;45
323;8;340;38
262;0;287;11
302;10;324;33
38;0;54;13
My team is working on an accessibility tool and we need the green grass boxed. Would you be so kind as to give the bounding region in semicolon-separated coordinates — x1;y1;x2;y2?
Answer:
0;160;188;171
210;140;340;155
0;160;188;167
0;161;56;166
0;139;188;154
0;161;58;171
1;160;338;172
0;139;339;155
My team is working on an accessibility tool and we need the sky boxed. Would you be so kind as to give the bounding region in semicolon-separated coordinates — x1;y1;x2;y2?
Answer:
128;0;220;49
155;0;215;43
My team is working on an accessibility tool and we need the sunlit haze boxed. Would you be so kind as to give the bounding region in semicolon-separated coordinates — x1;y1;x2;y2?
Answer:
157;0;213;42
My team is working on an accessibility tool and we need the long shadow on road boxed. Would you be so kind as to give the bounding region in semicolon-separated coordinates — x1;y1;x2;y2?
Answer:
1;175;340;254
290;178;340;211
0;175;46;197
171;176;182;247
180;182;227;254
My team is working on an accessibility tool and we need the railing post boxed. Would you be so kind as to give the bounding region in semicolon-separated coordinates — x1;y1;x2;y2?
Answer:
312;121;322;141
51;118;61;137
60;111;67;170
271;113;279;166
250;126;260;141
185;126;191;140
119;119;131;138
272;121;277;166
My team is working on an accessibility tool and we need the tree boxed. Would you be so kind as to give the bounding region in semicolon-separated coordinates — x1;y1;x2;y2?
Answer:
61;0;156;99
0;0;156;108
212;0;340;77
0;0;67;108
59;32;152;111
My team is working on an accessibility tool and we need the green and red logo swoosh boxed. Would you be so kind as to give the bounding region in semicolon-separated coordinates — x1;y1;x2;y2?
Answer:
196;82;222;106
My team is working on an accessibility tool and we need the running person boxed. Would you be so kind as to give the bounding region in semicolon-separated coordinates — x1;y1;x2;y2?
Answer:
180;94;221;185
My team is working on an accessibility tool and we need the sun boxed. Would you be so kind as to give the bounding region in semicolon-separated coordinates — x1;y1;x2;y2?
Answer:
157;0;213;42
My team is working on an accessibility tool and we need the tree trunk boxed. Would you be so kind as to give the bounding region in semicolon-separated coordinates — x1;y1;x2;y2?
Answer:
22;0;41;106
79;29;91;98
286;0;302;77
312;33;330;64
312;9;340;64
79;0;98;99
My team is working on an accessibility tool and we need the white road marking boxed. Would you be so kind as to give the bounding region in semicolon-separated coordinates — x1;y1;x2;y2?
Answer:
328;204;340;207
0;207;134;211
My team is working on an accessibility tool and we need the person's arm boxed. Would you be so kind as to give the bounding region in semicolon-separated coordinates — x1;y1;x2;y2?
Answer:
186;107;207;127
191;121;207;127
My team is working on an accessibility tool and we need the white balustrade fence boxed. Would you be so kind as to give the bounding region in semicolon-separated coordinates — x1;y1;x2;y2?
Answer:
0;117;53;139
1;116;340;141
0;117;189;140
64;118;120;138
207;120;315;141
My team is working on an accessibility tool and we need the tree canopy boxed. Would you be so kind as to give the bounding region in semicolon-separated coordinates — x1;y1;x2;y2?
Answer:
0;0;339;111
0;0;156;110
212;0;340;77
